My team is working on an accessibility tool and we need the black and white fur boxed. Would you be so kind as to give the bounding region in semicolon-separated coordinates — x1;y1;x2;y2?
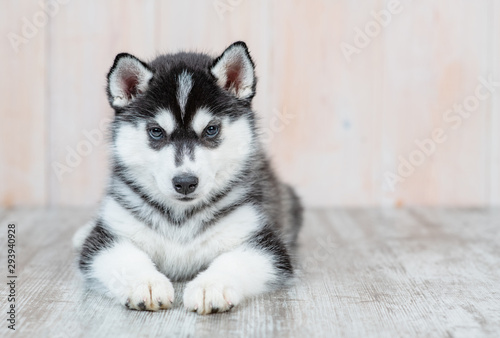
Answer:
73;41;303;315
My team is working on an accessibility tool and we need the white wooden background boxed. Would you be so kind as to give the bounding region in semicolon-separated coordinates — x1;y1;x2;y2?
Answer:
1;0;499;208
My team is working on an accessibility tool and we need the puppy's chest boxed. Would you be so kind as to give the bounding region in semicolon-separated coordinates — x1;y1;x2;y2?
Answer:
104;197;261;279
129;217;251;280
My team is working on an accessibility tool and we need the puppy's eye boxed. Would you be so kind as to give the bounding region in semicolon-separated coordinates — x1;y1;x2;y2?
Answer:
205;125;219;138
148;127;164;140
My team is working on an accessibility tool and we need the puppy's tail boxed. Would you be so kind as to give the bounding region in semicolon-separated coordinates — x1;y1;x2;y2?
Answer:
72;220;95;251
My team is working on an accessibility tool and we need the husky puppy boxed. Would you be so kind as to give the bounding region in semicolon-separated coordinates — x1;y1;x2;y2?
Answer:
73;41;302;314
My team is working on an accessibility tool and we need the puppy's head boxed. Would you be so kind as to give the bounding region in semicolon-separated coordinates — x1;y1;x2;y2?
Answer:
107;42;258;207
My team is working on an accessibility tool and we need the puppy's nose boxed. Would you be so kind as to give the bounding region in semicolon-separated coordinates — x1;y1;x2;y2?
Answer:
172;175;198;195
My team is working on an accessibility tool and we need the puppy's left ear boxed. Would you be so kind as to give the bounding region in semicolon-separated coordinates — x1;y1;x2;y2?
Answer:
211;41;256;100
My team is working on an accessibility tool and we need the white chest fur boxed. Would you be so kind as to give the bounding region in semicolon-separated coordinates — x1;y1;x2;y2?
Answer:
100;197;261;281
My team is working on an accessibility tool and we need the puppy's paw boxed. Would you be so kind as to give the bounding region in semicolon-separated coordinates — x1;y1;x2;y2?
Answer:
123;274;174;311
183;277;240;315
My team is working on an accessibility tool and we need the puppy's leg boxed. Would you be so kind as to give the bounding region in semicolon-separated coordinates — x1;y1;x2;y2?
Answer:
183;226;293;314
80;226;174;311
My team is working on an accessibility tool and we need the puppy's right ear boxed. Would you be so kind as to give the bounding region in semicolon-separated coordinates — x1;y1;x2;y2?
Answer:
106;53;153;109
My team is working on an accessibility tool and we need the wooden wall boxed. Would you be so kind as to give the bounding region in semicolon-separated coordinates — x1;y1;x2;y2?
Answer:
1;0;499;207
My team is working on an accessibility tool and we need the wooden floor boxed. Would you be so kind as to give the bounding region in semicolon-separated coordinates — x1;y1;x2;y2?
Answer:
0;208;499;337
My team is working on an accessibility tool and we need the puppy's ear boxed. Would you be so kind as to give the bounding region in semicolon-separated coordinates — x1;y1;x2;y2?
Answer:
106;53;153;108
211;41;256;100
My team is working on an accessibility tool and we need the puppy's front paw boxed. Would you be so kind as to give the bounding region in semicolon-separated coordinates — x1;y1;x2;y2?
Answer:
183;277;240;315
124;274;174;311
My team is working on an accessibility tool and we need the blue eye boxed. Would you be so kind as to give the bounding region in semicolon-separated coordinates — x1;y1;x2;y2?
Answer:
148;127;164;140
205;125;219;138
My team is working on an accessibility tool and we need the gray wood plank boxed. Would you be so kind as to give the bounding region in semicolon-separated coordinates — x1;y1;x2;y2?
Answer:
0;208;499;337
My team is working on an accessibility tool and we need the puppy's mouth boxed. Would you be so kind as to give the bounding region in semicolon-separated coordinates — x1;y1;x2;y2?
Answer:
176;196;196;202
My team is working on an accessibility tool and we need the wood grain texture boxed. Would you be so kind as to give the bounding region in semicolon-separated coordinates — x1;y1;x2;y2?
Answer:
1;0;500;207
0;1;47;207
47;0;158;206
268;0;384;207
0;208;499;337
490;0;500;205
381;1;491;207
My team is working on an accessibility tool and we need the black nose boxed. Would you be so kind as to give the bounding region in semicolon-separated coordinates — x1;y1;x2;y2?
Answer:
172;175;198;195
